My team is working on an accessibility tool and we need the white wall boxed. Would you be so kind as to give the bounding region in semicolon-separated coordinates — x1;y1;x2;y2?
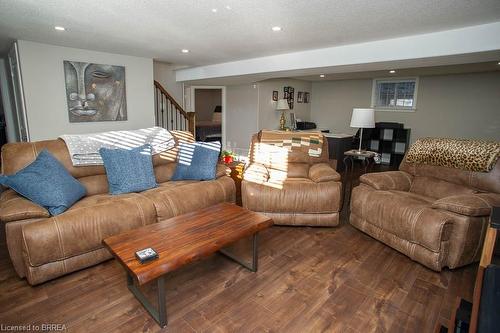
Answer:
226;84;259;149
257;78;311;129
17;40;154;141
224;79;312;149
311;71;500;143
153;61;184;106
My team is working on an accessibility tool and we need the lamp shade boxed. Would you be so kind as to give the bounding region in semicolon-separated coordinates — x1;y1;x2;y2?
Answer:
350;108;375;128
276;99;290;111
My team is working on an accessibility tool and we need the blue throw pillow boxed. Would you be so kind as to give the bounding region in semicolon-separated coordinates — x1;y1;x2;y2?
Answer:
99;144;158;195
171;141;221;181
0;150;86;216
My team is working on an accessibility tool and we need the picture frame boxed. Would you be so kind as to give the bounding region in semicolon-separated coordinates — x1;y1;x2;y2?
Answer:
304;92;310;103
297;92;303;103
272;91;278;101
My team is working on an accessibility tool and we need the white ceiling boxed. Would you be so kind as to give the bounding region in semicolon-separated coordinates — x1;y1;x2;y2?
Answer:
1;0;500;66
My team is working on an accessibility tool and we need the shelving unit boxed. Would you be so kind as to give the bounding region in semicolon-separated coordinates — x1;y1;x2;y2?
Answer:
359;123;411;167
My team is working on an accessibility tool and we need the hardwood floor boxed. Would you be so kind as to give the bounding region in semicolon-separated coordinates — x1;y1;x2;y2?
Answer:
0;224;476;332
0;165;477;332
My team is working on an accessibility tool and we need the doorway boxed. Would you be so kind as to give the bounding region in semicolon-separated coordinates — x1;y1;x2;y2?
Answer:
190;86;226;147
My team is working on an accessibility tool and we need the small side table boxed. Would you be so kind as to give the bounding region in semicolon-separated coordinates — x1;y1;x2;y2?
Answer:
226;161;245;206
342;150;376;207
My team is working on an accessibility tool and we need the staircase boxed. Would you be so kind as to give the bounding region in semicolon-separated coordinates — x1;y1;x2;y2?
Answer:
154;81;195;134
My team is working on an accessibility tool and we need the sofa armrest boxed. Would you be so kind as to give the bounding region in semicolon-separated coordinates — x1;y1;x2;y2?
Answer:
242;162;269;184
359;171;413;191
433;193;499;217
309;163;341;182
0;190;50;222
216;163;230;178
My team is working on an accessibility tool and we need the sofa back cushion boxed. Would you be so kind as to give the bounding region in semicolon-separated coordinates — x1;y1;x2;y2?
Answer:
0;130;195;196
409;176;477;199
400;155;500;194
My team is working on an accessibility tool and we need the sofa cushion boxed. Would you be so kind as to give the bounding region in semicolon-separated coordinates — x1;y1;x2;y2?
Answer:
0;150;86;215
433;195;493;216
242;177;341;214
142;177;235;220
21;192;157;267
100;144;157;195
351;184;452;252
172;141;221;180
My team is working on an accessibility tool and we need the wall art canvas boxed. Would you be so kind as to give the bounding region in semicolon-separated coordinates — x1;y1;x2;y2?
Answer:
64;61;127;122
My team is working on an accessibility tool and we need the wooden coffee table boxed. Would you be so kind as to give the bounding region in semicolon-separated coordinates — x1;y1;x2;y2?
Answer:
103;202;273;328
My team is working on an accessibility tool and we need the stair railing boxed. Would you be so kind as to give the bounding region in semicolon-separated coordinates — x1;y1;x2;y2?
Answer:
154;80;195;134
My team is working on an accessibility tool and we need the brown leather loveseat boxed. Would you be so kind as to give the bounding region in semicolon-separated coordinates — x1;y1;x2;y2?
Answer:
350;140;500;271
0;131;235;285
242;131;342;226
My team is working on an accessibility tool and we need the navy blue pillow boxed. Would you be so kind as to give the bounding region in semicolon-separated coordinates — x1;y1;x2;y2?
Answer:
0;150;86;216
99;144;158;195
171;141;221;181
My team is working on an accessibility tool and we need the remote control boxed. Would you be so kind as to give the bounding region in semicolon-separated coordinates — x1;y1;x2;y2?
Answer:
135;247;159;264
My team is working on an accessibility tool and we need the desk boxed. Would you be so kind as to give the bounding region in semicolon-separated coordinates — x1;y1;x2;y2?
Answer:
324;133;354;171
295;130;354;171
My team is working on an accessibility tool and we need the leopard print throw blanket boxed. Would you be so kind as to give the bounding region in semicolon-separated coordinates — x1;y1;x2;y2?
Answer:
406;138;500;172
259;130;323;157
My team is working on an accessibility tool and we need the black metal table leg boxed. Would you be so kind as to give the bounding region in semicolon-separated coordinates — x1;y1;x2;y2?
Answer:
219;233;259;272
127;273;167;328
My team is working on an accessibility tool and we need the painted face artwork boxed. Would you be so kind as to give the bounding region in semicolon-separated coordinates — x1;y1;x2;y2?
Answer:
64;61;127;122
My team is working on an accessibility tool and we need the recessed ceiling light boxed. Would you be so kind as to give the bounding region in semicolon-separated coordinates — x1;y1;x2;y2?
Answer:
319;74;325;78
389;70;396;74
497;61;500;65
211;8;218;13
225;5;231;10
181;49;189;53
54;26;65;31
271;26;282;32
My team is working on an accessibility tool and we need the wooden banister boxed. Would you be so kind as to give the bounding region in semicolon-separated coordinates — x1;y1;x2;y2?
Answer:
153;80;195;135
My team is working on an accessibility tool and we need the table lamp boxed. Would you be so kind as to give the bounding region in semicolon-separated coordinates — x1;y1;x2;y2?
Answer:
276;99;290;131
350;108;375;152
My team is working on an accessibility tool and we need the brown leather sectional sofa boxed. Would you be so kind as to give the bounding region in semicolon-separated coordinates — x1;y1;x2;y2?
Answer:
350;157;500;271
242;133;342;226
0;131;235;285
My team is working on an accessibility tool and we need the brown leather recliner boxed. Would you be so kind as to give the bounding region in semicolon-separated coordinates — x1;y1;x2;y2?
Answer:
241;132;342;226
350;154;500;271
0;131;235;285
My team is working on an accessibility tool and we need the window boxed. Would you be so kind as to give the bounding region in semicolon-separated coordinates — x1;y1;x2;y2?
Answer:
371;78;418;111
